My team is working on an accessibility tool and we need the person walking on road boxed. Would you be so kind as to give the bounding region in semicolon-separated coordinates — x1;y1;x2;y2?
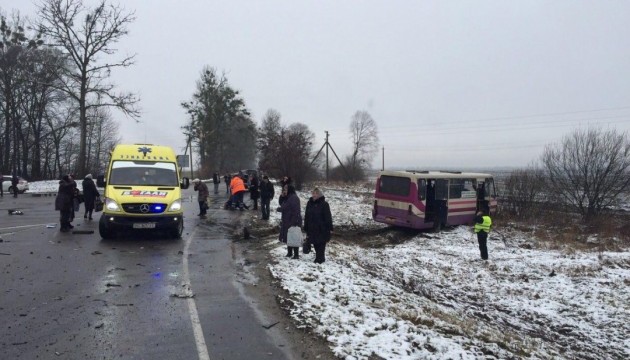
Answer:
56;175;77;232
193;178;209;217
212;173;220;194
304;187;333;264
11;173;19;198
259;175;275;220
473;209;492;260
278;185;302;259
82;174;100;220
249;175;260;210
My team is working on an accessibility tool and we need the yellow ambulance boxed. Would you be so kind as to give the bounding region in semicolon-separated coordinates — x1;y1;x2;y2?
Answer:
97;144;190;239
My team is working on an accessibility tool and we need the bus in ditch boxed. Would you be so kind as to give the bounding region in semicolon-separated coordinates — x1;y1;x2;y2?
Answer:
97;144;190;239
372;170;497;230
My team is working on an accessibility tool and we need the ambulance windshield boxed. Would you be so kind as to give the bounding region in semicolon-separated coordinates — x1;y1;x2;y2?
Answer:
110;161;178;186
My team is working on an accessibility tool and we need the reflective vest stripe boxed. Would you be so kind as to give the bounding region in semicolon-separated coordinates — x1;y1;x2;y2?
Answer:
474;216;492;233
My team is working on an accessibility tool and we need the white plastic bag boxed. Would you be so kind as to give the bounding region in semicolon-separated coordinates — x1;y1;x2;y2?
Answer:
287;226;303;247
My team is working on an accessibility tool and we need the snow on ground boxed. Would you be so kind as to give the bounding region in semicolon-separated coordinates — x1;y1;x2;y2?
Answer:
26;180;63;194
266;185;630;360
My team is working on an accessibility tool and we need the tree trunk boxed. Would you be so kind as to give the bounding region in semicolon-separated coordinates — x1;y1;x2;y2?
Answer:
77;90;87;177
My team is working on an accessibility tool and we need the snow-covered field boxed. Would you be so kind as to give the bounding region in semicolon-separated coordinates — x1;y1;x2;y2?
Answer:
266;184;630;360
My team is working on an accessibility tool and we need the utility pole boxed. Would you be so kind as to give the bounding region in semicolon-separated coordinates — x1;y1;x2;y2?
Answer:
382;146;384;171
310;130;350;183
189;140;194;179
325;131;329;182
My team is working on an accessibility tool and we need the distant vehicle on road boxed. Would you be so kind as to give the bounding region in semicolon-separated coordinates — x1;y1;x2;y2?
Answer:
1;175;29;194
372;170;497;230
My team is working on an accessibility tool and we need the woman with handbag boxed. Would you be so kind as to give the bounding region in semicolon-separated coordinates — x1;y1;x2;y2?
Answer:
277;185;302;259
304;188;333;264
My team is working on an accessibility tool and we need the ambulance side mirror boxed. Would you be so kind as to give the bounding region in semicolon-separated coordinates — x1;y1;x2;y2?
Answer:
97;175;106;187
180;177;190;189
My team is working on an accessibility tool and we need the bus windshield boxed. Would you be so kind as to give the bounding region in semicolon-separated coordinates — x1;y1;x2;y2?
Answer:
110;161;178;186
379;175;410;196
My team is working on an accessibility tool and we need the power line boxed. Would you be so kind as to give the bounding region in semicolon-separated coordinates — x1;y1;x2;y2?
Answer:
328;117;630;138
325;105;630;133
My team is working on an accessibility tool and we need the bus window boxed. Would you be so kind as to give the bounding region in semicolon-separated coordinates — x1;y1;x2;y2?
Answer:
486;178;496;197
449;179;464;199
418;179;426;201
379;176;411;197
461;179;476;199
435;179;448;200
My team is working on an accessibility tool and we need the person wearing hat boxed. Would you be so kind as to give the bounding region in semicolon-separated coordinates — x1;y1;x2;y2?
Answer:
82;174;100;220
193;178;209;217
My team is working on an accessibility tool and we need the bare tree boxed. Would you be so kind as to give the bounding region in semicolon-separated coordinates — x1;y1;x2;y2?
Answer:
503;164;546;218
348;110;378;181
541;128;630;221
37;0;139;177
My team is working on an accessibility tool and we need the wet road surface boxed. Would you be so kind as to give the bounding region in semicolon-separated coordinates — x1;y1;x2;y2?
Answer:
0;188;293;359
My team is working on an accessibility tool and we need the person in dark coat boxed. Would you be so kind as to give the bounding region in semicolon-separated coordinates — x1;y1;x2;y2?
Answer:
56;175;77;232
259;175;275;220
224;174;232;195
193;178;209;217
304;188;333;264
249;175;260;210
277;185;302;259
212;173;220;194
11;173;19;197
82;174;100;220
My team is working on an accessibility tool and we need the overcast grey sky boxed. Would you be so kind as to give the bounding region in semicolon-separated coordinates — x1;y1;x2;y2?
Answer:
3;0;630;169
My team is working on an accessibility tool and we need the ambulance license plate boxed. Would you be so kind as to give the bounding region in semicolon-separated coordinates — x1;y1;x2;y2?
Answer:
133;223;156;229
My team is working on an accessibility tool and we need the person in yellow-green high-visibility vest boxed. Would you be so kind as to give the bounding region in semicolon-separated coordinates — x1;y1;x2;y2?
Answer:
473;210;492;260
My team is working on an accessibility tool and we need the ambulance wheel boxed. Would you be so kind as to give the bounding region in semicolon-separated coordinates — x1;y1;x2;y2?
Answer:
99;217;115;239
170;221;183;239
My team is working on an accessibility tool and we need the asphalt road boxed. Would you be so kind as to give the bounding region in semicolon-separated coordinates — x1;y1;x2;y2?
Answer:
0;188;296;360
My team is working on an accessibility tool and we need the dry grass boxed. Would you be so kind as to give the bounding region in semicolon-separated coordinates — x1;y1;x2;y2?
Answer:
497;207;630;251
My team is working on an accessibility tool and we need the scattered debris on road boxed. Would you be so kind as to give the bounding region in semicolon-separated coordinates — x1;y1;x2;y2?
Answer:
262;321;280;330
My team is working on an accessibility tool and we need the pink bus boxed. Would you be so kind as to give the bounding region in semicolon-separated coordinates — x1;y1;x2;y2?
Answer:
372;170;497;230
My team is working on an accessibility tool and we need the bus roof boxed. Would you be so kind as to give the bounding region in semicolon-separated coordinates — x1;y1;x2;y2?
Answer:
379;170;493;179
111;144;177;162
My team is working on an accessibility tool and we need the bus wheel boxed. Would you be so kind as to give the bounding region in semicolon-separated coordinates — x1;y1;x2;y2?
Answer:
99;218;115;239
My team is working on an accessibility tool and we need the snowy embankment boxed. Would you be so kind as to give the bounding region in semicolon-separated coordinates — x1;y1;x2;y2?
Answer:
27;180;63;194
27;180;104;194
266;184;630;359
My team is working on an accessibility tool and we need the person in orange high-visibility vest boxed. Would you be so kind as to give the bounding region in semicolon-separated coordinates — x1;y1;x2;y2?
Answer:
230;174;248;210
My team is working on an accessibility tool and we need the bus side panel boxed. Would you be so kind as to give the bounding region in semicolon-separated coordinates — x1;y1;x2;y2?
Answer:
446;199;477;225
373;178;432;229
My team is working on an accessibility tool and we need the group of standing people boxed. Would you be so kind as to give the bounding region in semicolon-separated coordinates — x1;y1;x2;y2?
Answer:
277;177;333;264
55;174;100;232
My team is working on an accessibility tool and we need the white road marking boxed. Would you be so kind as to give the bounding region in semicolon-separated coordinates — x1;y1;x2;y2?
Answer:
183;227;211;360
0;223;50;231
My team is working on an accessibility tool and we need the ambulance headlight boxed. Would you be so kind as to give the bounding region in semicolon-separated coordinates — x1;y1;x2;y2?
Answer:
105;198;121;211
168;199;182;212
